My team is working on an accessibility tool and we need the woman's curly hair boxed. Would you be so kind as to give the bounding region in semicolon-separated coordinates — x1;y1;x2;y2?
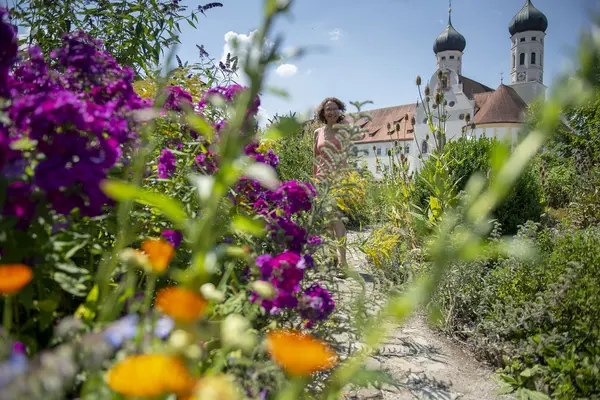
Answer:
316;97;346;124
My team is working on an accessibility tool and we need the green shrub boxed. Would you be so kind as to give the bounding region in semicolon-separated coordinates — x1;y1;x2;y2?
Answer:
433;223;600;398
413;137;544;234
538;154;577;209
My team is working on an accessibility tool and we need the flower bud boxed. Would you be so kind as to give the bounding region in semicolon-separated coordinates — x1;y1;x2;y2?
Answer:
251;281;276;300
424;85;430;96
415;75;422;86
200;283;225;303
465;113;471;123
168;329;193;351
435;91;443;105
119;248;151;271
194;374;241;400
221;314;257;353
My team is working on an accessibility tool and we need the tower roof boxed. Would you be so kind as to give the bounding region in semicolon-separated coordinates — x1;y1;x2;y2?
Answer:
433;10;466;54
509;0;548;36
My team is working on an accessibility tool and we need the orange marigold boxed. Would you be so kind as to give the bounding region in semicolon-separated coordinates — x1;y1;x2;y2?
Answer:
107;354;195;398
0;264;33;295
142;239;175;273
155;287;208;323
266;330;338;376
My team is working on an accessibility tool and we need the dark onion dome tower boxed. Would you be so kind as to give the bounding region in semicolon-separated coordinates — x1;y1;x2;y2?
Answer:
509;0;548;36
433;7;466;75
508;0;548;104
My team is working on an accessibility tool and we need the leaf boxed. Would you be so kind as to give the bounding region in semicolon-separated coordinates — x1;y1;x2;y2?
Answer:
518;388;551;400
64;240;89;260
231;214;266;237
101;180;187;226
244;163;280;191
495;383;516;395
188;174;215;202
186;113;214;140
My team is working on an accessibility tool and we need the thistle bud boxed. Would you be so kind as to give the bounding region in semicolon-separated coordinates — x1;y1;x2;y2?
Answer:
411;116;416;125
424;85;430;96
465;113;471;123
435;91;443;105
416;75;422;86
437;70;443;79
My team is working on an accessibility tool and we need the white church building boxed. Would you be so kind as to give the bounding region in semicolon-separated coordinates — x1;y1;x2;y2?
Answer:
352;0;549;178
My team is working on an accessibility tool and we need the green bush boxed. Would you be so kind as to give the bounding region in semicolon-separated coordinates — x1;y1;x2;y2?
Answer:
433;223;600;398
537;154;577;209
413;137;544;234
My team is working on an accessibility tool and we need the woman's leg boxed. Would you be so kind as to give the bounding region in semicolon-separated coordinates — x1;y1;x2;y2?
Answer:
330;219;348;269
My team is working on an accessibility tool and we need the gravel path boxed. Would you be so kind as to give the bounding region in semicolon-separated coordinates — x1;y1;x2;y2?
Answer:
333;230;512;400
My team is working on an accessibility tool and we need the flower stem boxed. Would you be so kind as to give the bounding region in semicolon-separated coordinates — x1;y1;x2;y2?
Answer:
142;274;157;314
3;295;13;334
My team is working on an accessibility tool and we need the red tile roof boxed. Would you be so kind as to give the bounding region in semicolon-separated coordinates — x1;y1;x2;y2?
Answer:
472;84;527;125
351;103;416;144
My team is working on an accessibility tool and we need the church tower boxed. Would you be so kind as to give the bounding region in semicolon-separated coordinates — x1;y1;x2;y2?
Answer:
433;6;466;76
508;0;548;104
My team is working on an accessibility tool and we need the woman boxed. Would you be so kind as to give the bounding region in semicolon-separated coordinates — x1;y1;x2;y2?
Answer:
313;97;349;273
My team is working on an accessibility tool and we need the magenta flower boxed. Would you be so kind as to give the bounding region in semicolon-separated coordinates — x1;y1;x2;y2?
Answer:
161;85;193;111
157;149;176;178
298;284;335;322
161;230;183;248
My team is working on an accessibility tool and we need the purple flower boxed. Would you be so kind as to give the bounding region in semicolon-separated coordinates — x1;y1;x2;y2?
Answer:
194;150;218;174
272;180;316;215
0;8;18;97
161;230;183;248
198;84;261;116
157;149;176;178
268;217;307;252
307;235;322;246
298;284;335;322
161;85;193;112
103;314;139;348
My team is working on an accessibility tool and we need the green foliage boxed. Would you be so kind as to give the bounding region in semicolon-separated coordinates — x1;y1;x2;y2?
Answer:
434;223;600;399
264;117;317;183
413;137;544;234
10;0;217;76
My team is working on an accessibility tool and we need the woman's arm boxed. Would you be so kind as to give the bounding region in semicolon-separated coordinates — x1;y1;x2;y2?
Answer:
313;128;319;177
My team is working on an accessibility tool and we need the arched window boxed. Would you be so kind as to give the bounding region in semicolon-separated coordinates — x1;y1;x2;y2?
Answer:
421;140;428;154
512;54;515;68
519;53;525;65
531;52;536;65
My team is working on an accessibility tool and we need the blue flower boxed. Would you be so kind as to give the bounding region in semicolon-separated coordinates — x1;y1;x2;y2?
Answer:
103;314;139;348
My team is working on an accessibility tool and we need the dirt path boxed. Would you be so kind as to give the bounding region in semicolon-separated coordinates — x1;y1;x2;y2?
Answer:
334;231;511;400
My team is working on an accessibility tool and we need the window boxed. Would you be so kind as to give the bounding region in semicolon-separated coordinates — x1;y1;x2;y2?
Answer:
520;37;525;42
407;129;414;134
519;53;525;65
459;113;465;120
421;140;428;154
376;147;381;156
512;54;515;68
404;145;410;154
532;36;536;41
441;56;446;60
449;55;455;59
448;101;456;107
531;52;536;64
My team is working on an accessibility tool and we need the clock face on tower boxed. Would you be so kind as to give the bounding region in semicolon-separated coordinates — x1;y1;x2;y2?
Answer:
517;72;526;82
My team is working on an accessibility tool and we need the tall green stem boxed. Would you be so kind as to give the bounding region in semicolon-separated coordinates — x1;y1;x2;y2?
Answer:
3;295;13;334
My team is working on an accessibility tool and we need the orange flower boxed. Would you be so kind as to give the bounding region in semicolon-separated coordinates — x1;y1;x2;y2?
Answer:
107;354;195;398
0;264;33;295
142;238;175;273
266;330;338;376
155;287;208;323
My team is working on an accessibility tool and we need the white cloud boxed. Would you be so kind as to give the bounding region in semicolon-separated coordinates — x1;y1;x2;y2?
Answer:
275;63;297;78
221;30;273;68
256;106;270;128
328;28;342;41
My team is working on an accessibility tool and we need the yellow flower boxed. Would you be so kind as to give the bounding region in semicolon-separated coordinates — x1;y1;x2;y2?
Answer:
0;264;33;295
155;287;208;323
266;330;338;376
107;354;195;398
142;238;175;273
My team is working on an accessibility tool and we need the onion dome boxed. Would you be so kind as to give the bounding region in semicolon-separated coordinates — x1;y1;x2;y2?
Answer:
509;0;548;36
433;11;466;54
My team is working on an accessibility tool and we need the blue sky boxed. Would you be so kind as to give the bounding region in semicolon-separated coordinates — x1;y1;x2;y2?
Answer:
50;0;600;122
